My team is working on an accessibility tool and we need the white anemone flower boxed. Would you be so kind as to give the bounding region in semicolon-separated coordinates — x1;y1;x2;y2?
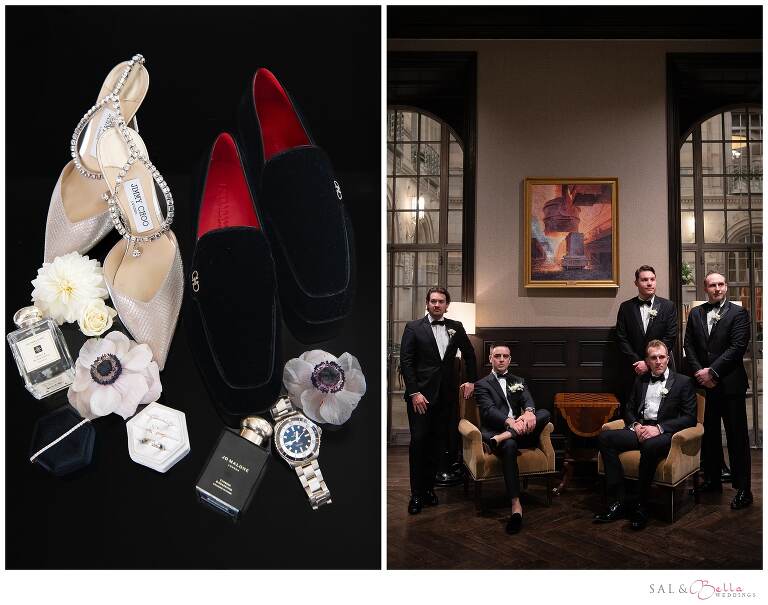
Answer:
67;331;162;420
31;252;108;325
283;350;366;425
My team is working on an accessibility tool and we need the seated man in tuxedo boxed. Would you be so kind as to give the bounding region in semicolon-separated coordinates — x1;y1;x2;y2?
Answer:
474;343;551;535
594;340;696;530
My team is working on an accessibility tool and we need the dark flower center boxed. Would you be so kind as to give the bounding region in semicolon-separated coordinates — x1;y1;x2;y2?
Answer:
90;353;122;385
310;361;345;394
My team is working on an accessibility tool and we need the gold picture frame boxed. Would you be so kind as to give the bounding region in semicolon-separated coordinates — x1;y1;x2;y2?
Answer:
524;177;619;288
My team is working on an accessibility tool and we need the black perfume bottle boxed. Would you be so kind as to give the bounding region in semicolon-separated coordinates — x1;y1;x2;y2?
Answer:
195;417;272;520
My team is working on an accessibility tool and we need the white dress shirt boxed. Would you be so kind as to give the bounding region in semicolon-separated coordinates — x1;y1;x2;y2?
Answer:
643;367;669;423
493;370;515;419
429;315;450;359
639;295;655;333
706;300;726;335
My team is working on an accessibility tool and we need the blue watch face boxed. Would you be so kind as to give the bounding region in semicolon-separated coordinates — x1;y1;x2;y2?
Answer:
282;423;312;456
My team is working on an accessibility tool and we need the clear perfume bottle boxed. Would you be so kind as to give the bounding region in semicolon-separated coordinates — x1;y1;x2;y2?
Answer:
7;306;75;399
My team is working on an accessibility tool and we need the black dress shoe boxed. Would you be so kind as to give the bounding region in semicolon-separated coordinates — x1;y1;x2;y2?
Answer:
730;489;753;510
506;512;523;534
185;133;282;425
408;495;423;515
237;68;355;343
423;489;439;507
690;479;722;495
593;501;626;523
721;463;732;483
629;504;649;530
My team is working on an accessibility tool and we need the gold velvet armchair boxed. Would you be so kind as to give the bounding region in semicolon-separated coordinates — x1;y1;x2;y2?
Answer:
597;393;705;521
458;388;557;510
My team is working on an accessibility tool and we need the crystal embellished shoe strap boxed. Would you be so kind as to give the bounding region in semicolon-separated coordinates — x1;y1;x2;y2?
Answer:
70;54;146;180
102;115;175;258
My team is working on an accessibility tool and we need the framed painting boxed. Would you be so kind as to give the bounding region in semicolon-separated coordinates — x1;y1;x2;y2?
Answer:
524;178;619;288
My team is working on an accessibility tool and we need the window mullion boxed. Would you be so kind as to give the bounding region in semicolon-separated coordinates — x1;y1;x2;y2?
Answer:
693;126;705;299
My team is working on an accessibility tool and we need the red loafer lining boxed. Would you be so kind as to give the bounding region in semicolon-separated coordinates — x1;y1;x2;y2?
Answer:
198;132;260;238
254;68;309;160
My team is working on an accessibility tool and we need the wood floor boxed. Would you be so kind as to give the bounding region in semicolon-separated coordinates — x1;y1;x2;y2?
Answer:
387;446;762;569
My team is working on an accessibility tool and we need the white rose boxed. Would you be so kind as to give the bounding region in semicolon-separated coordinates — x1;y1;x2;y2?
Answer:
78;299;117;336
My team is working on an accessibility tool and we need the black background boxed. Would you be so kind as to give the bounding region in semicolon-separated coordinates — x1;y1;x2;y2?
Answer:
5;6;381;569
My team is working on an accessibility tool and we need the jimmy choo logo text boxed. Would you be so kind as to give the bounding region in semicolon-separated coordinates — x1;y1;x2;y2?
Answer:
122;178;154;233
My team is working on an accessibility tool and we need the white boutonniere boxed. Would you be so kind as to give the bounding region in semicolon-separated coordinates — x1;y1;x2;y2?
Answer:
447;328;456;338
508;382;524;393
661;387;669;397
648;308;658;318
712;312;721;324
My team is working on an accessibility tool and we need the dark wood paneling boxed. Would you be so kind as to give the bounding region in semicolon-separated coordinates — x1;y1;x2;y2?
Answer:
531;340;567;367
472;327;622;413
388;6;762;40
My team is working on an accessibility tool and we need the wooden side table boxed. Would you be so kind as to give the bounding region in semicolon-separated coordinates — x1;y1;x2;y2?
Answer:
552;392;619;495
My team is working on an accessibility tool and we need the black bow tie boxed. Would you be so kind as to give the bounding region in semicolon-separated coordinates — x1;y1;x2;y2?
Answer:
637;298;652;307
496;373;508;380
650;374;665;383
430;319;445;326
703;303;721;313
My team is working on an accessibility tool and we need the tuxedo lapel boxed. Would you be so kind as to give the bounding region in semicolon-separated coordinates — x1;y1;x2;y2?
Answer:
658;372;676;418
707;301;731;341
648;297;661;332
421;316;441;359
694;305;709;344
638;377;650;417
631;300;644;334
490;376;508;406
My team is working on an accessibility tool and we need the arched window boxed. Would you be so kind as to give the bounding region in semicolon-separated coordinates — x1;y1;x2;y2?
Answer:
386;107;465;440
679;106;762;445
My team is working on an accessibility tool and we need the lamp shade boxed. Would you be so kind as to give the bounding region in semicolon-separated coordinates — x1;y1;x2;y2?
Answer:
444;302;476;334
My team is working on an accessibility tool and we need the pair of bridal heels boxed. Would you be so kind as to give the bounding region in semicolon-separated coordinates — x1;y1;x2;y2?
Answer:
43;55;181;370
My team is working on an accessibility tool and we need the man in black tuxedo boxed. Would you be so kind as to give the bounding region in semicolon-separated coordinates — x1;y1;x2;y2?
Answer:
684;271;752;509
400;287;478;515
473;343;551;534
594;340;696;530
615;265;678;409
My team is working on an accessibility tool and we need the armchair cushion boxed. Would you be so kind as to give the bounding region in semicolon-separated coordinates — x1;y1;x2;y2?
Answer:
597;393;705;486
597;421;704;486
460;415;555;481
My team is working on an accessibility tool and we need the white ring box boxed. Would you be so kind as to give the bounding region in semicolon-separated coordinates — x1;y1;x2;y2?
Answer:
126;402;190;473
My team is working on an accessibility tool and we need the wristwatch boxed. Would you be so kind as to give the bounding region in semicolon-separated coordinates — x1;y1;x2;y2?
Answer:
270;396;332;509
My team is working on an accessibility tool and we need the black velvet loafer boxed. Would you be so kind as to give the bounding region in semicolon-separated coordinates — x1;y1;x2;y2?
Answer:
237;68;355;343
506;512;523;535
184;132;282;426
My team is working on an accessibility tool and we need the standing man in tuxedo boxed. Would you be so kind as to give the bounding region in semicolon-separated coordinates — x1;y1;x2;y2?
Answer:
594;340;696;529
615;265;678;409
684;271;753;509
400;287;478;515
473;343;551;535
